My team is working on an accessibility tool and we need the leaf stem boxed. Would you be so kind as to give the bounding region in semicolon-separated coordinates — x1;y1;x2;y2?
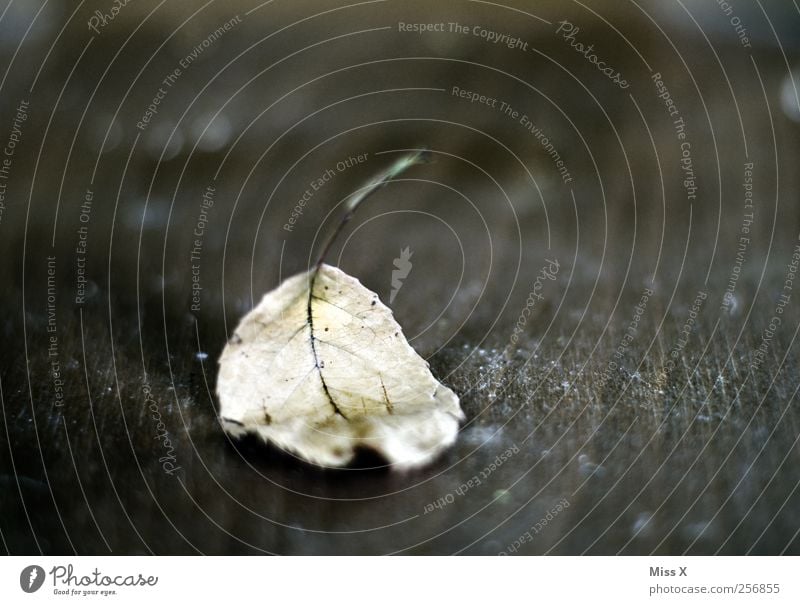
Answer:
314;149;431;270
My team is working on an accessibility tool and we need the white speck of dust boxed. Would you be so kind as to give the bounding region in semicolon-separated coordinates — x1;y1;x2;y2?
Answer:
191;112;233;152
578;454;606;478
463;425;504;446
723;293;740;314
781;71;800;122
632;512;653;536
493;489;511;502
683;520;714;541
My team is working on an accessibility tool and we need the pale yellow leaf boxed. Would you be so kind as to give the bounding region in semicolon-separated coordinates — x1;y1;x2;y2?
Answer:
217;263;464;469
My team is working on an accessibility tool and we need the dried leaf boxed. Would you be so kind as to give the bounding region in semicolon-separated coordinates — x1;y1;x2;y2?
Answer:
217;263;464;469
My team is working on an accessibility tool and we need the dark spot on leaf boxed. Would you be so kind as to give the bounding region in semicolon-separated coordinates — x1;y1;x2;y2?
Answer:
324;327;329;331
371;300;376;306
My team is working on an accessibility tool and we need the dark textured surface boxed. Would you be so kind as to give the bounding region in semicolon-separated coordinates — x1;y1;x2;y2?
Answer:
1;0;800;555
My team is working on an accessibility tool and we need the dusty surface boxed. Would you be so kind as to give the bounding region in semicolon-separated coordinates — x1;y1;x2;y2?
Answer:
1;0;799;554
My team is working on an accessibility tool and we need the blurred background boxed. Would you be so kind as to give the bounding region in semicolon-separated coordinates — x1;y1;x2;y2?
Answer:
1;0;799;555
